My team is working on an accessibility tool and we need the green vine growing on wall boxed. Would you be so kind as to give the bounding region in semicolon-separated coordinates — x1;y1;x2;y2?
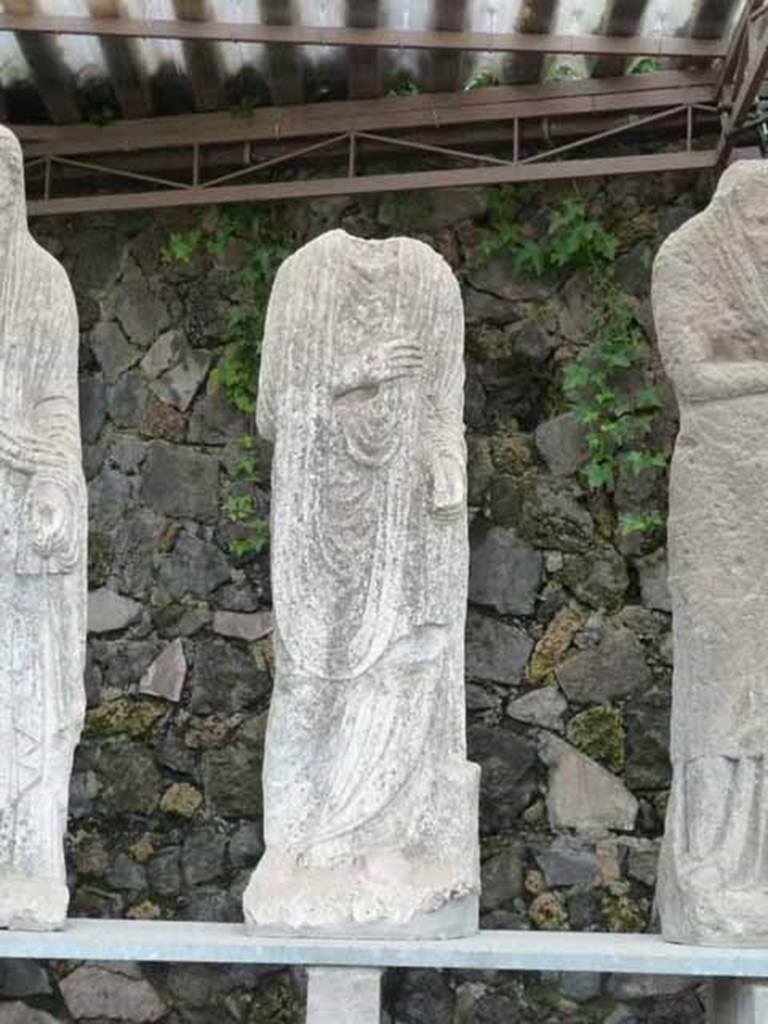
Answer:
163;204;294;556
484;187;667;536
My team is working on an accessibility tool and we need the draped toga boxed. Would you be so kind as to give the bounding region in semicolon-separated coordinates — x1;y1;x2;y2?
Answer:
0;126;86;928
244;229;479;936
655;160;768;944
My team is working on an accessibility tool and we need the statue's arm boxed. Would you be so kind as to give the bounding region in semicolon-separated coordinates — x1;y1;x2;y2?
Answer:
256;262;292;443
331;341;423;398
678;361;768;403
427;271;466;519
651;240;767;405
21;281;83;567
0;423;45;473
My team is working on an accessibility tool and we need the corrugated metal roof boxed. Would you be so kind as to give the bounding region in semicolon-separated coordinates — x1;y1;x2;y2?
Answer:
0;0;747;125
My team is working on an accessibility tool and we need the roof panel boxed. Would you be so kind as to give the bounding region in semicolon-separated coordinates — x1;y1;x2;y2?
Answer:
0;0;750;122
0;28;28;85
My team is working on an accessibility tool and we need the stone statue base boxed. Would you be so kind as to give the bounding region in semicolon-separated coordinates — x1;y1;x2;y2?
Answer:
0;875;69;931
243;847;479;939
659;855;768;947
246;895;478;940
659;755;768;947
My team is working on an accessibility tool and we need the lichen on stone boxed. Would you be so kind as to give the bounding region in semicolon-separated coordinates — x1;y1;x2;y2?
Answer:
84;696;167;739
529;891;569;931
566;705;626;773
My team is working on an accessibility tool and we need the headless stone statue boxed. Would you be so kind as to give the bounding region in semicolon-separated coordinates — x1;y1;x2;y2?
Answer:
0;126;86;930
243;229;480;938
654;160;768;945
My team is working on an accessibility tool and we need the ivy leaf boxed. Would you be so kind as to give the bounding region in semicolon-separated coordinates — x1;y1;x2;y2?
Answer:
584;460;614;489
635;385;662;409
563;362;591;394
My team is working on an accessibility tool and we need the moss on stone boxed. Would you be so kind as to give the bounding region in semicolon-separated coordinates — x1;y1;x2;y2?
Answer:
566;705;625;773
87;532;113;589
466;324;514;361
489;427;534;477
85;697;167;739
249;977;301;1024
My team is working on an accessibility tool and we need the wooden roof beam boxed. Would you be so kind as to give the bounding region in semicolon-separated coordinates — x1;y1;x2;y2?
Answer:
346;0;381;99
0;14;731;59
430;0;467;92
4;0;79;123
504;0;561;83
684;0;740;72
86;0;151;118
261;0;305;106
592;0;651;77
173;0;226;111
689;0;740;39
17;70;719;159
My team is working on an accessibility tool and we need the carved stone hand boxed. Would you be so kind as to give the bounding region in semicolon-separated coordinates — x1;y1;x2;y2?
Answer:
333;339;422;397
429;453;465;519
29;479;71;559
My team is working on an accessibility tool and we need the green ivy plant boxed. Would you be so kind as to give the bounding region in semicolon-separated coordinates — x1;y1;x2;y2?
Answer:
482;187;667;535
630;56;662;75
464;70;500;91
384;68;421;96
226;436;270;556
483;189;617;274
163;204;293;555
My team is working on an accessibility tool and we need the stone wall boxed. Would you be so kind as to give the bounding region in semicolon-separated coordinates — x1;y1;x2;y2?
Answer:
1;174;711;1023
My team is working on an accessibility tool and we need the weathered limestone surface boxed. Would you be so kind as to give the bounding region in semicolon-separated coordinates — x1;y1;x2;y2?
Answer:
0;126;86;929
243;229;480;937
654;160;768;945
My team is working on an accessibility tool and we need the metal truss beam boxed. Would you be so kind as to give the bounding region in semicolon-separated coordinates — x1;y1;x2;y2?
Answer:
24;149;717;217
16;70;718;158
726;4;768;128
22;92;720;217
0;13;730;59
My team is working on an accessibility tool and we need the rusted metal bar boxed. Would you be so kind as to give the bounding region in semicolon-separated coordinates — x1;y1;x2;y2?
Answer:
24;149;717;217
717;0;752;96
724;5;768;134
521;103;689;162
0;14;731;59
348;131;356;176
355;129;513;165
200;134;348;187
51;154;190;189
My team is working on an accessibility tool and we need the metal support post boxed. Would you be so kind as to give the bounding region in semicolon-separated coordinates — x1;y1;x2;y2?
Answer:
306;967;383;1024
